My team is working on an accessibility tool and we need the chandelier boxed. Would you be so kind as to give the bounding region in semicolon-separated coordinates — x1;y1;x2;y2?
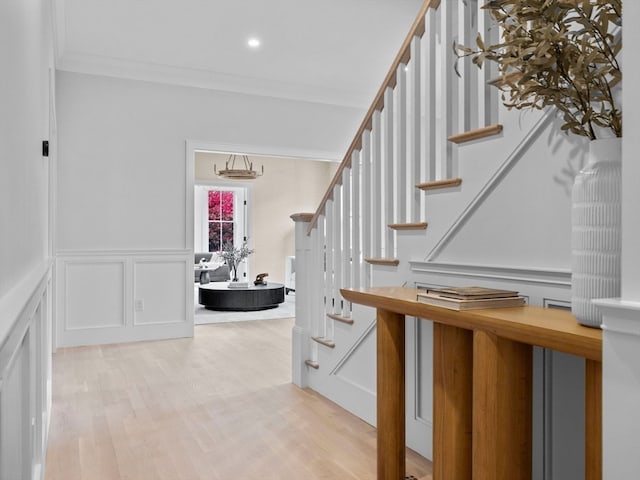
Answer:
214;154;264;180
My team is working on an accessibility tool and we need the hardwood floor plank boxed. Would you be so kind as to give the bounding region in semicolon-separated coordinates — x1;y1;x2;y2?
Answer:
46;318;432;479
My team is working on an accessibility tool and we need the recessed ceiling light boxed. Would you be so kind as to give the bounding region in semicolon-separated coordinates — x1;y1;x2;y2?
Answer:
247;38;261;48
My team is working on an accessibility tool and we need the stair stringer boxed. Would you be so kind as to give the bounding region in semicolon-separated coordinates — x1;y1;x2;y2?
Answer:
395;106;557;264
306;303;378;427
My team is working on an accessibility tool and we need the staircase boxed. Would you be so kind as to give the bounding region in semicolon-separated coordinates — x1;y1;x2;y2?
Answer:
291;0;586;466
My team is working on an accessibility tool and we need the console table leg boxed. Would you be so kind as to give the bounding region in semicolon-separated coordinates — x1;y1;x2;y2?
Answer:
586;359;602;480
377;308;405;480
433;323;473;480
473;331;532;480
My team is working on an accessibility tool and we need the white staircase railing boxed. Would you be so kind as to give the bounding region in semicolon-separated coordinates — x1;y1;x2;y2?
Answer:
292;0;502;384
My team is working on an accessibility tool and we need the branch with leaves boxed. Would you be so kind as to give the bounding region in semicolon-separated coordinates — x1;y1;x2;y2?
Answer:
218;242;254;280
456;0;621;139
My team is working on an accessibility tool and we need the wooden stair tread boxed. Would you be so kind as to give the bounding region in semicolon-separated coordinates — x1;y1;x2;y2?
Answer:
416;178;462;191
312;337;336;348
364;258;400;266
447;124;503;144
327;313;354;325
304;360;319;369
388;222;428;231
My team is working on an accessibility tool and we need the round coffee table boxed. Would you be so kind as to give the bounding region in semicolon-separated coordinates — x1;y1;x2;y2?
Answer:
198;282;285;311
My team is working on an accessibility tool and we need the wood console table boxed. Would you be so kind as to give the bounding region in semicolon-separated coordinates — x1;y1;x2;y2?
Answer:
340;287;602;480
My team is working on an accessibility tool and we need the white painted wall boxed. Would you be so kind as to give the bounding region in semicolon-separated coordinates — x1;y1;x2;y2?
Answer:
621;4;640;303
55;71;362;346
0;0;55;478
56;71;360;252
600;3;640;478
0;0;52;299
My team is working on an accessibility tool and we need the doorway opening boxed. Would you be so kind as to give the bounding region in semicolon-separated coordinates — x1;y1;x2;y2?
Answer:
194;185;248;278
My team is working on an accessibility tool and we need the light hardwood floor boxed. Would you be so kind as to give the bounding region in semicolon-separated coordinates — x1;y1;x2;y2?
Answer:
45;318;432;479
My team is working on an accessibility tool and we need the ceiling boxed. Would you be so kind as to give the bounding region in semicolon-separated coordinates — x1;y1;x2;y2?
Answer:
53;0;424;108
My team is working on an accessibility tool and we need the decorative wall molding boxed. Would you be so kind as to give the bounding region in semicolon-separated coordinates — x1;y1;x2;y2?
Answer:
426;109;557;261
410;319;430;425
410;261;571;287
133;259;189;327
56;251;193;347
63;260;126;331
0;259;53;348
0;261;52;479
331;320;377;397
405;317;433;459
57;248;191;257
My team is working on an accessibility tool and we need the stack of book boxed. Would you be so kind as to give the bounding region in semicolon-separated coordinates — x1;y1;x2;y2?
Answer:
227;281;250;289
416;286;525;311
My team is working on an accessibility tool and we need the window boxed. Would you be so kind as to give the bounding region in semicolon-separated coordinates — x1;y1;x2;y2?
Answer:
194;185;247;255
208;190;234;252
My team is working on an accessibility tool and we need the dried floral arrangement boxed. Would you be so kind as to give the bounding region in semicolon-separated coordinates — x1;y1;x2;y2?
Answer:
218;242;254;281
456;0;621;139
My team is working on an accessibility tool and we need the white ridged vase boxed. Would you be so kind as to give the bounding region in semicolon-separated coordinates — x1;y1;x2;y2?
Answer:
571;138;622;328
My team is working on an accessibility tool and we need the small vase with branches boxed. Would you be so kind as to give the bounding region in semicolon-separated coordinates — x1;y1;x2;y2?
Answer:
218;242;254;282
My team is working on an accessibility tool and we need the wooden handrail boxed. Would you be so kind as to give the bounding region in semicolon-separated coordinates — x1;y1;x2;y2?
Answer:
307;0;436;235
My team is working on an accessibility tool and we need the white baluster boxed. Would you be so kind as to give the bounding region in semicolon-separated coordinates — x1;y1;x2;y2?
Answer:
311;217;325;361
478;0;499;126
351;150;361;290
423;7;437;185
441;0;460;179
342;167;352;315
408;35;422;222
383;86;395;256
324;199;334;339
361;129;372;287
395;64;407;224
332;185;342;320
458;0;478;132
371;110;382;258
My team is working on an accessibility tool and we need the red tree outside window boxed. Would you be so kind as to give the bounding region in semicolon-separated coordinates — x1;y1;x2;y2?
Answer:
208;191;234;252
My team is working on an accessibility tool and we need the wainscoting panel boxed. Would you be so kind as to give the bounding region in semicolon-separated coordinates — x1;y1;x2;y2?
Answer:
410;264;582;480
134;260;188;326
332;322;376;395
0;261;52;480
0;332;29;479
56;250;193;347
64;260;125;330
307;304;378;428
406;316;434;459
